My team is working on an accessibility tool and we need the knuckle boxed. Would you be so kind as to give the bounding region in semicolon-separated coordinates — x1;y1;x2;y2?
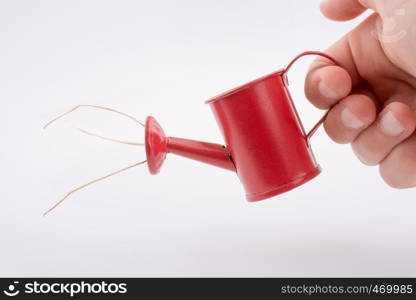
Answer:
379;141;416;189
324;124;343;143
351;143;380;166
379;166;413;189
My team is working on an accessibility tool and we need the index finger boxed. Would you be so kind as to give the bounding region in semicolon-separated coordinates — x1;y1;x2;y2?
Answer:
304;34;359;109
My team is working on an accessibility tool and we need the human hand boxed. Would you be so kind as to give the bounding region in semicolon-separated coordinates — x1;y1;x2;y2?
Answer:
305;0;416;188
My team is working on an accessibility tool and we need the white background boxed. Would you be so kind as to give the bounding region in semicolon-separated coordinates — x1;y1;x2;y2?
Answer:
1;0;415;277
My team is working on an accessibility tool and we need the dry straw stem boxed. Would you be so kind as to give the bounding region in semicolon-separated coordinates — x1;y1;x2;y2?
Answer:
43;160;147;216
43;105;147;216
43;104;145;129
78;128;144;146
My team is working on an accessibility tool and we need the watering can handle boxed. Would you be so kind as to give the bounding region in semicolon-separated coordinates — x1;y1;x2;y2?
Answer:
283;51;341;140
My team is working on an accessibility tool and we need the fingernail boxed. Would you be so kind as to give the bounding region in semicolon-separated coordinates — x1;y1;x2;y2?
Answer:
341;107;365;129
318;81;339;100
379;111;404;136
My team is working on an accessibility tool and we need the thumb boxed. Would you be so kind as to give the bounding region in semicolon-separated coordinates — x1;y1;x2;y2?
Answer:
320;0;367;21
358;0;402;15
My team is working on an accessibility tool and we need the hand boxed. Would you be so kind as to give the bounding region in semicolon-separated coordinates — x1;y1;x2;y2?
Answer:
305;0;416;188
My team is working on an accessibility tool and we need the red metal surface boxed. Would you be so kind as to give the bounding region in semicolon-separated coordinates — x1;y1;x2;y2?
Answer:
145;52;339;201
145;116;167;175
167;137;236;171
207;70;320;201
145;116;235;174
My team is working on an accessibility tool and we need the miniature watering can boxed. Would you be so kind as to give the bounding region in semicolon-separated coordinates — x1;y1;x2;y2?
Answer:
145;52;339;201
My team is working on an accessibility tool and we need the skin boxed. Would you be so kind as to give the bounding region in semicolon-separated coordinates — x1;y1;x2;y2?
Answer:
305;0;416;188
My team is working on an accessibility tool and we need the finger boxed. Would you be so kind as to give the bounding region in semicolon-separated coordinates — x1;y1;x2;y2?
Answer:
323;94;376;144
305;33;361;109
379;133;416;189
359;0;396;15
320;0;367;21
351;102;416;165
305;64;352;109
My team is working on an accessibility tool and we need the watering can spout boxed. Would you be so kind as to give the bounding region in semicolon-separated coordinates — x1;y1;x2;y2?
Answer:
145;116;236;175
167;137;236;171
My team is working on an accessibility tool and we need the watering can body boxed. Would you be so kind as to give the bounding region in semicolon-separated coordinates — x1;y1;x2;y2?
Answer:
206;69;320;201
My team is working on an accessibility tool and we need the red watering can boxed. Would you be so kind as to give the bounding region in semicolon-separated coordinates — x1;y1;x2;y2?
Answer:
145;51;339;201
